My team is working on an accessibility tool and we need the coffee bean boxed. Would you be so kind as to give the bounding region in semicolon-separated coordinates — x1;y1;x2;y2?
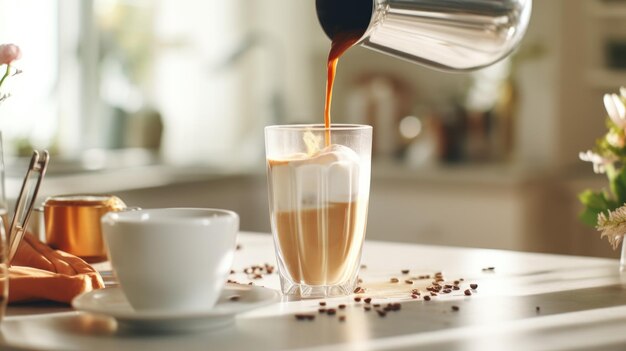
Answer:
295;314;314;321
482;267;495;272
327;309;336;316
354;297;361;302
319;308;326;313
364;306;371;311
453;286;460;290
411;294;418;299
319;301;327;306
338;304;346;309
405;280;413;285
443;289;451;294
536;306;540;313
373;303;381;307
453;280;460;285
424;295;431;301
464;289;472;296
452;306;460;311
230;270;235;274
401;269;410;274
354;287;365;294
390;277;399;283
470;283;478;289
376;310;387;317
364;298;372;304
339;316;346;322
236;244;242;250
229;295;240;301
361;264;367;269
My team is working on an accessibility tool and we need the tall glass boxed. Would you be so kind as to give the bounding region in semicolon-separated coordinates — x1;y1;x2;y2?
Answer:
265;124;372;298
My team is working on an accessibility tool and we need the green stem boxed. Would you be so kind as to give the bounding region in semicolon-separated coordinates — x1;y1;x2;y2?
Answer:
0;64;11;89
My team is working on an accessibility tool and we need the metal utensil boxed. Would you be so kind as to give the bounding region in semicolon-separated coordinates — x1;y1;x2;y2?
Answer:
7;150;50;264
316;0;532;71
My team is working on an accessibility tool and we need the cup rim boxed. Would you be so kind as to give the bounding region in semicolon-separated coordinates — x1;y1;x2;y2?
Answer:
102;208;239;225
265;124;372;132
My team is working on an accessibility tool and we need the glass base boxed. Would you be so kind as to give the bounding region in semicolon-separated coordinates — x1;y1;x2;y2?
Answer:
279;273;358;299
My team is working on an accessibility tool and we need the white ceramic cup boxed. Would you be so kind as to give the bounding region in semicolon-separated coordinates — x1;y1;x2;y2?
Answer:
101;208;239;312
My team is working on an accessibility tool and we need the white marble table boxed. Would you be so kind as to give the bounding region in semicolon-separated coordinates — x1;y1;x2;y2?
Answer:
2;232;626;351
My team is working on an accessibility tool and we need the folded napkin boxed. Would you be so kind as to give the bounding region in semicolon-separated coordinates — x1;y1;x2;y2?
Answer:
8;233;104;304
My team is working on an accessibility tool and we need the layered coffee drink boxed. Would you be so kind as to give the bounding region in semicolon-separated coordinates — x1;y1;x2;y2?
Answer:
266;126;371;297
265;0;372;297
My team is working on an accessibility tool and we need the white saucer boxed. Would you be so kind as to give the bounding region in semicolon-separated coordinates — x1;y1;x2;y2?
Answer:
72;283;279;332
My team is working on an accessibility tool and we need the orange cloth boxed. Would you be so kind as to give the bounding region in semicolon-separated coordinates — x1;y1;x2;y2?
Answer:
8;233;104;304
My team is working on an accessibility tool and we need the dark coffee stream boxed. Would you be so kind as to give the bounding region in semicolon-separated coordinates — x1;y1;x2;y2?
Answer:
317;0;372;146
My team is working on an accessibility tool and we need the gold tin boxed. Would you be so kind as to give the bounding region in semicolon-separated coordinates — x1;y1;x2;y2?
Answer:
44;195;126;263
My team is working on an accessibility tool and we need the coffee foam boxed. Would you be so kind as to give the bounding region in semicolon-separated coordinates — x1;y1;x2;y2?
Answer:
269;144;360;212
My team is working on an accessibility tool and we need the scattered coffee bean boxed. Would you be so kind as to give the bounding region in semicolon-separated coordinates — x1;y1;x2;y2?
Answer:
464;289;472;296
452;306;460;312
339;316;346;322
338;304;346;309
295;314;315;321
319;308;326;313
411;289;420;295
536;306;540;313
327;309;337;316
443;289;451;294
354;287;365;294
383;305;392;312
361;264;367;269
460;278;465;281
470;283;478;289
373;303;381;307
390;277;399;283
364;306;371;311
405;280;413;285
248;282;254;285
319;301;327;306
453;280;460;285
453;286;460;290
435;277;444;282
435;272;443;277
482;267;495;272
424;295;431;301
354;297;362;302
364;298;372;304
401;269;410;274
444;284;453;289
236;244;242;250
411;294;418;299
230;270;235;274
229;295;240;301
253;274;263;279
430;292;437;296
376;310;387;317
358;278;364;284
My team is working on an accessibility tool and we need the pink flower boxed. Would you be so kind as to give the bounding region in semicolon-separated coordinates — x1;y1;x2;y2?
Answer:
0;44;21;65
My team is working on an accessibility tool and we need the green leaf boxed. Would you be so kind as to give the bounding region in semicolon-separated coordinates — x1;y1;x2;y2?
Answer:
612;167;626;206
578;189;612;210
578;189;619;228
579;207;603;227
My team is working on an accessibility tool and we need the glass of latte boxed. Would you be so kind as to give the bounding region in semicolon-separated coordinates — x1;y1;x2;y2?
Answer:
265;124;372;297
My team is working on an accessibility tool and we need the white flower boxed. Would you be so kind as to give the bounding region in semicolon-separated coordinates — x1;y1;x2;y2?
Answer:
604;93;626;128
579;150;615;174
597;205;626;249
607;130;625;148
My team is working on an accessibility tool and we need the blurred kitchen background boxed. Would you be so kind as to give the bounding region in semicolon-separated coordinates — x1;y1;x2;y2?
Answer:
0;0;624;258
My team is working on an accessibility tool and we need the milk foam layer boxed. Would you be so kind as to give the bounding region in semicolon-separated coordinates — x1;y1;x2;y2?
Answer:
270;144;360;212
